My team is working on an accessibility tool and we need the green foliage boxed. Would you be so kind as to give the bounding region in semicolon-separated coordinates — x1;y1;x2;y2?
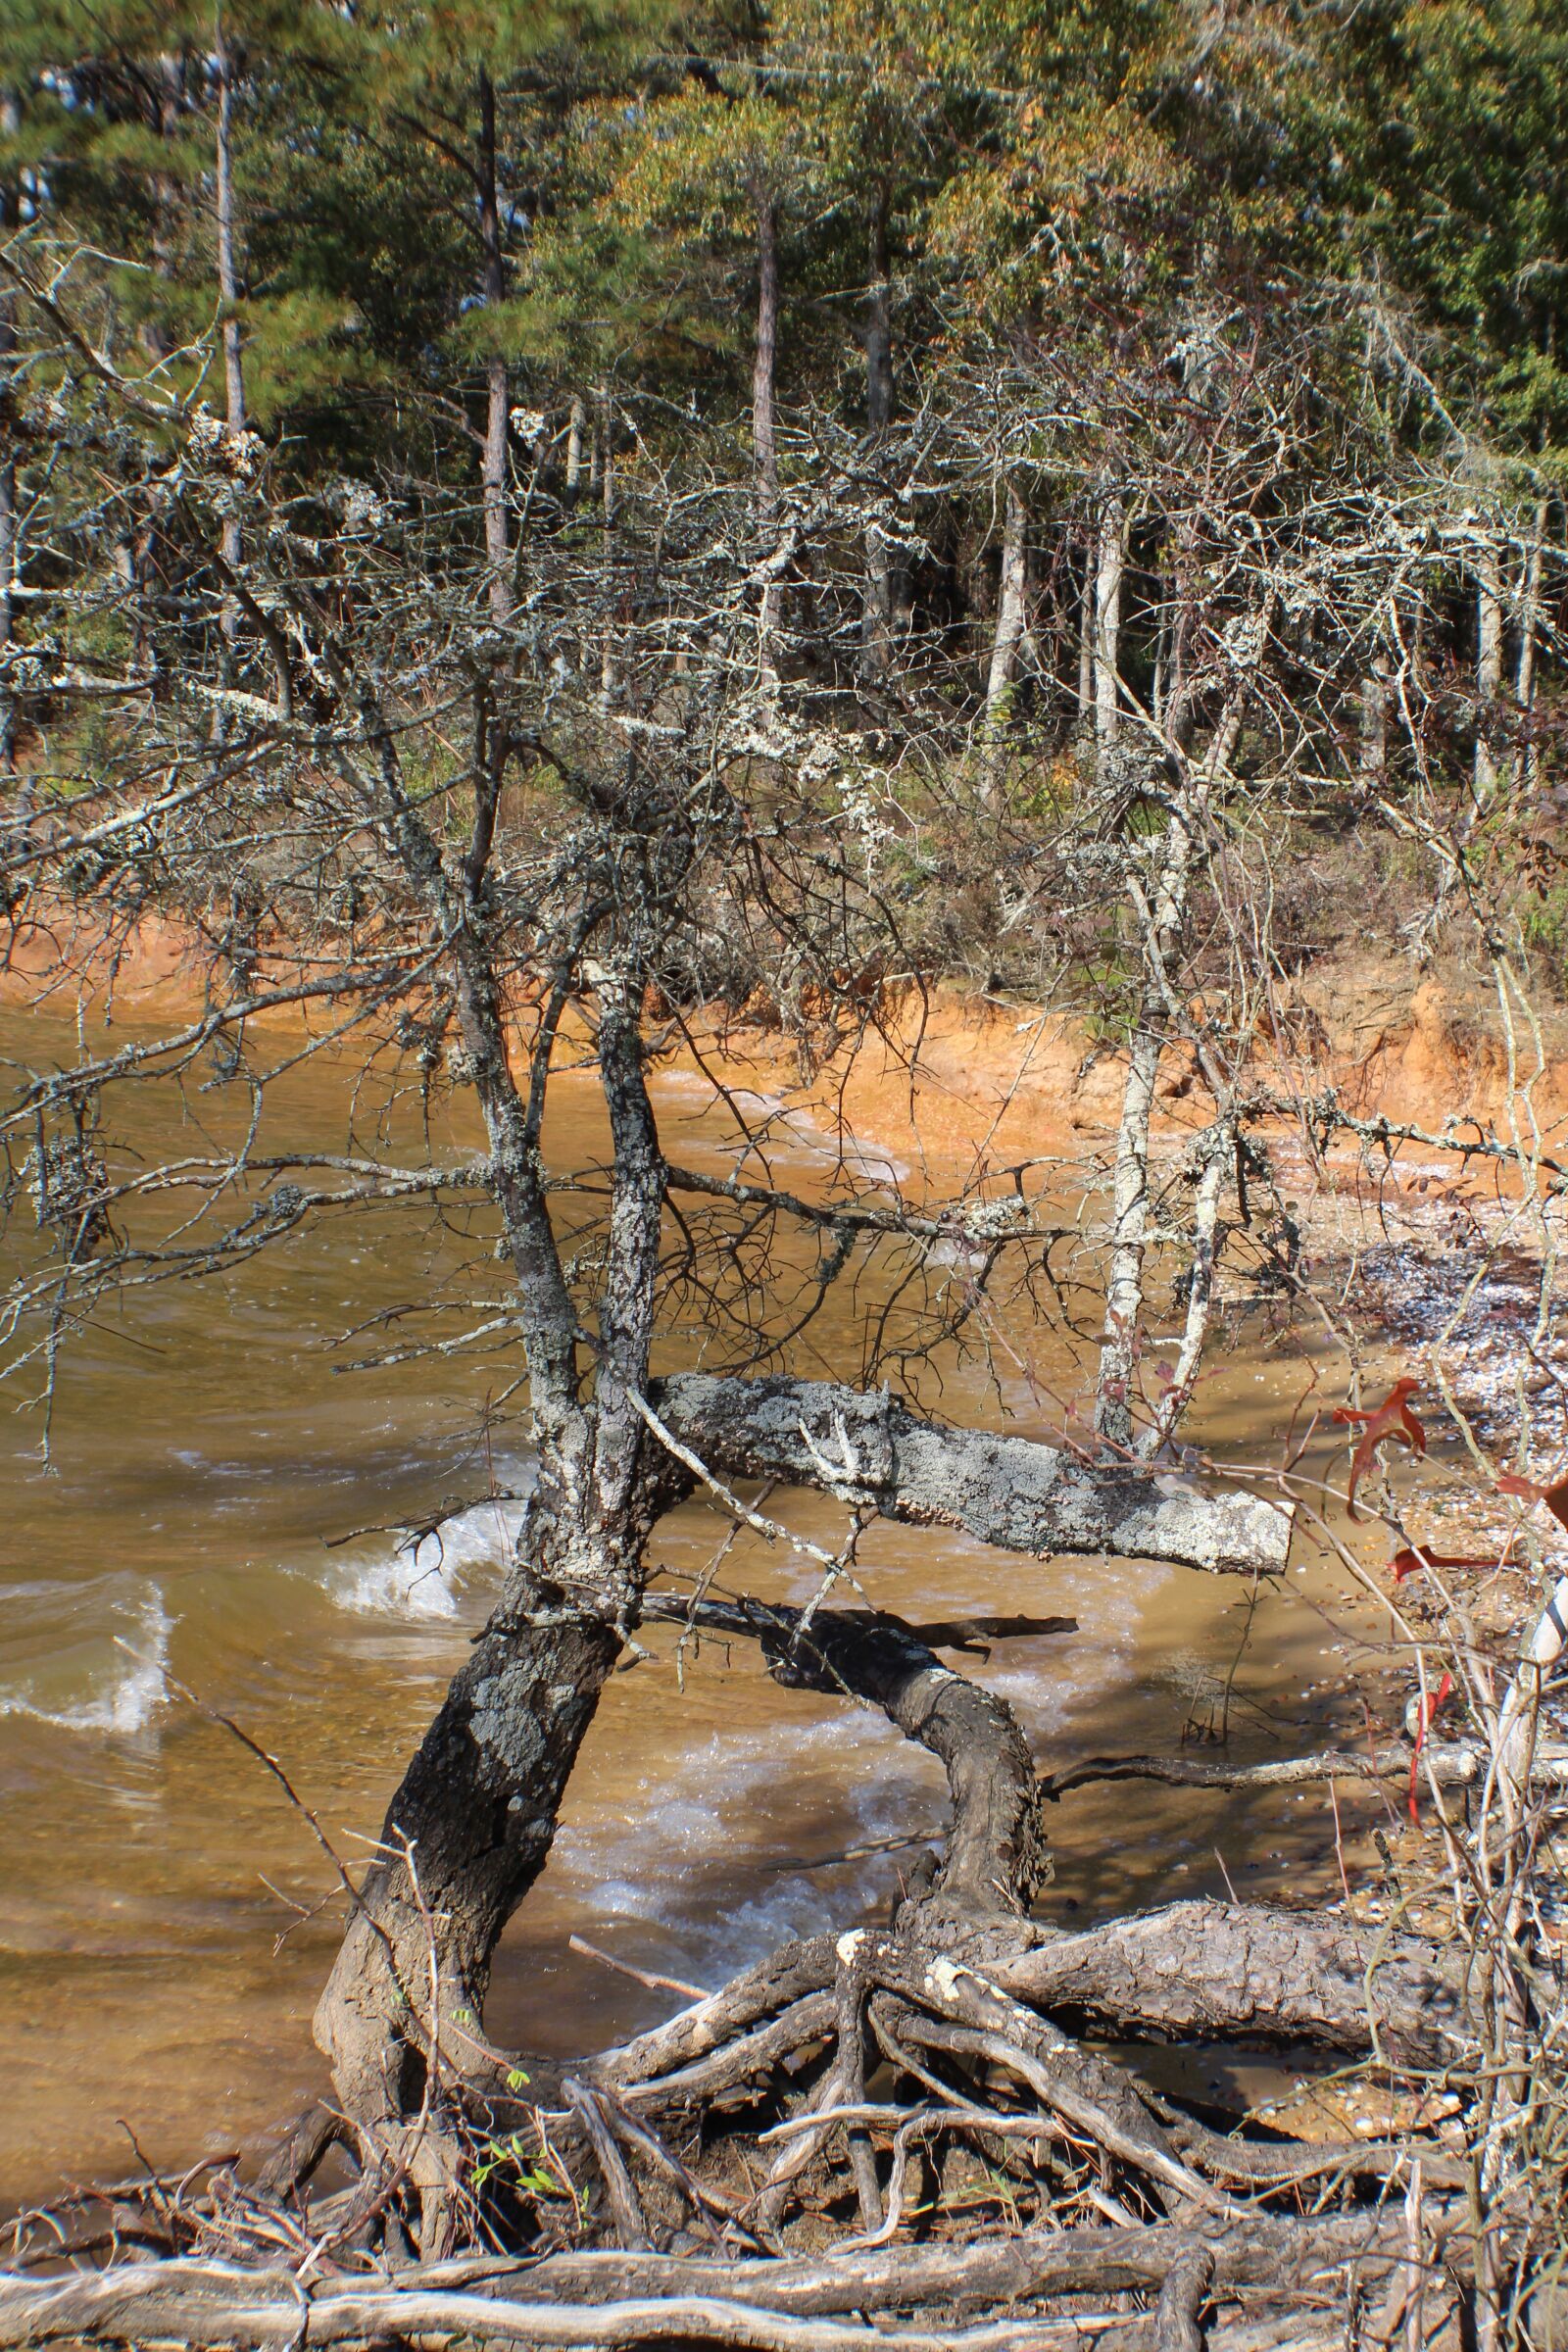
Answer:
6;0;1564;471
470;2132;581;2211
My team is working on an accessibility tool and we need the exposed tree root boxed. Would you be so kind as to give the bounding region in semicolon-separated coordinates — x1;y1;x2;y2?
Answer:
0;2251;1468;2352
0;1879;1496;2348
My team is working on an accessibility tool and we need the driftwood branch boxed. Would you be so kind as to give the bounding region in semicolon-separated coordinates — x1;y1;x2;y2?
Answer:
0;2218;1467;2348
395;2210;1458;2310
593;1891;1465;2104
1036;1740;1489;1801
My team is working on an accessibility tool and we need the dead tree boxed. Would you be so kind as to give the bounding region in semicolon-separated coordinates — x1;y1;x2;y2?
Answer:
0;241;1545;2340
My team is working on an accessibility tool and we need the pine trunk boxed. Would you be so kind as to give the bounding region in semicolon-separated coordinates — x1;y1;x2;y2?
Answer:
753;189;782;683
476;67;511;624
213;24;245;696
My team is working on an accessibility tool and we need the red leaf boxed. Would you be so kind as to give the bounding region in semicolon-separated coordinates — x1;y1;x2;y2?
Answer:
1332;1379;1427;1520
1498;1469;1568;1533
1391;1546;1508;1585
1408;1671;1456;1825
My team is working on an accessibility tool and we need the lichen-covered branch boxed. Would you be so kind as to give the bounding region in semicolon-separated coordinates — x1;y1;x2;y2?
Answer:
652;1374;1291;1576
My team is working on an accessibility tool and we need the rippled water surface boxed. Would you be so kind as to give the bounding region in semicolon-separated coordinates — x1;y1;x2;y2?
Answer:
0;1005;1366;2209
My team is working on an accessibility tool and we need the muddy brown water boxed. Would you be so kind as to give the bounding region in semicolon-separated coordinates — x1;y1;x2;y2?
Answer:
0;1006;1394;2211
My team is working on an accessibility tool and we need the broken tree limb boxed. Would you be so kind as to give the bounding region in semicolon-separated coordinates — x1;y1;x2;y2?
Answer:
615;1991;838;2117
594;1940;839;2092
651;1374;1292;1576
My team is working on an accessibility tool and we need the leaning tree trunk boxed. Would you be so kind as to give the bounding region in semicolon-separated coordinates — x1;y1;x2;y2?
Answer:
314;1362;1291;2146
310;682;675;2252
313;1509;624;2132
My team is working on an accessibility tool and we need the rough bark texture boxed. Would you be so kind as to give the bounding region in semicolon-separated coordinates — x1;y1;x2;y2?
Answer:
313;1544;622;2126
988;1899;1466;2064
592;1891;1464;2098
306;949;670;2158
311;938;682;2181
653;1372;1291;1575
400;2215;1456;2312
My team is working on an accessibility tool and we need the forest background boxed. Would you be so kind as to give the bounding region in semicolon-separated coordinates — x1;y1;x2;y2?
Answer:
3;0;1568;941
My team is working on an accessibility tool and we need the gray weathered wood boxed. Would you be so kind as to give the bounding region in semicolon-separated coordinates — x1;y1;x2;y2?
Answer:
653;1373;1293;1575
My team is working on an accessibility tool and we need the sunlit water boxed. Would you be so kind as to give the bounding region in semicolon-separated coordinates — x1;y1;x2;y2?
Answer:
0;1007;1378;2210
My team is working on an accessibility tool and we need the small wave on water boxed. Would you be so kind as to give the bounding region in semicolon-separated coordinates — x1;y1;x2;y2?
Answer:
0;1582;172;1734
548;1706;924;1984
328;1463;534;1619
